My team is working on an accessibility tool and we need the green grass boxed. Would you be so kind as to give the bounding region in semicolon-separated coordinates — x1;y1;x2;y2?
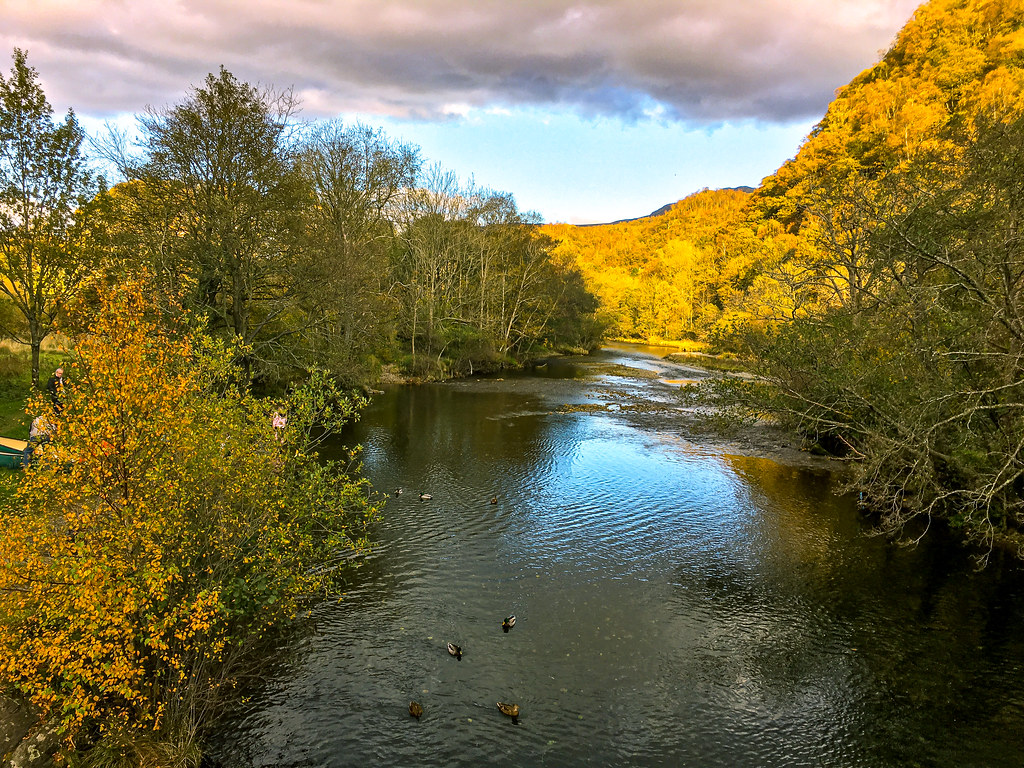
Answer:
0;397;30;438
0;346;66;497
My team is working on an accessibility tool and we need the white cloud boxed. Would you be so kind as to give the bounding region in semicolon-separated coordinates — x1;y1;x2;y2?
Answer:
441;102;473;118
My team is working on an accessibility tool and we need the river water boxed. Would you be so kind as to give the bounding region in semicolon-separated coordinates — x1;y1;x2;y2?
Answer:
213;344;1024;767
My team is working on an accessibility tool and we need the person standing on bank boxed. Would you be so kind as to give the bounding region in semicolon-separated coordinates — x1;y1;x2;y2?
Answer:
45;367;64;413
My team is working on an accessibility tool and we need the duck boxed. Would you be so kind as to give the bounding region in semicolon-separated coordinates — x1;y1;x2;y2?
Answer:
447;642;462;660
419;491;432;501
490;496;498;505
502;615;516;633
496;701;520;722
393;488;403;496
409;700;423;718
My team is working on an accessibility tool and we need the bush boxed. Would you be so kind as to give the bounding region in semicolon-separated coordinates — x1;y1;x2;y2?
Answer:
0;280;377;758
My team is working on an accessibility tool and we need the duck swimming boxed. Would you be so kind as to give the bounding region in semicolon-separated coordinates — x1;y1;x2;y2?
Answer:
502;615;516;633
496;702;520;722
419;492;432;500
447;642;462;660
409;701;423;718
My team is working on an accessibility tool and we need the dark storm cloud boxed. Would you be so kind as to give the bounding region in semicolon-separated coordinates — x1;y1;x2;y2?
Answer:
0;0;922;123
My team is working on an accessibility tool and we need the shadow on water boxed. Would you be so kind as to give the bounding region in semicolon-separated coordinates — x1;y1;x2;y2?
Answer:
211;346;1024;768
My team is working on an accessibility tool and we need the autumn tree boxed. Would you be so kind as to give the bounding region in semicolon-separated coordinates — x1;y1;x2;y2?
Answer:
0;279;376;760
0;48;97;385
543;189;751;343
707;109;1024;562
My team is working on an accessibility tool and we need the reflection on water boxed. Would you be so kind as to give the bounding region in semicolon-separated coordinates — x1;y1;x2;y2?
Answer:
213;347;1024;768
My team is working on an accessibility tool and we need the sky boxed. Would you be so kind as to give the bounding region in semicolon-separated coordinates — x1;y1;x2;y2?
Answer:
0;0;924;224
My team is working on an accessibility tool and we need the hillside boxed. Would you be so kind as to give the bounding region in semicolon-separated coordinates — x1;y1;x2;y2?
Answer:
756;0;1024;234
546;0;1024;349
541;187;752;342
541;0;1024;556
714;0;1024;557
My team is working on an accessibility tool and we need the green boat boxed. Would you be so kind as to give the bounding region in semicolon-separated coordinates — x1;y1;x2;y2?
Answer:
0;436;27;469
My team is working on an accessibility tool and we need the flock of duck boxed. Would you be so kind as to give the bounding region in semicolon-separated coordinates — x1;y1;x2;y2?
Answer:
394;488;520;725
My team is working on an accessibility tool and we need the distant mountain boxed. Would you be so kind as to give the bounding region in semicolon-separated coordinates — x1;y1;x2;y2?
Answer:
583;186;756;227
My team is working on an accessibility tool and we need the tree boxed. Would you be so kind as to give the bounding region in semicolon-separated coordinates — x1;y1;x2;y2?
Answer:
542;188;751;343
115;68;304;382
707;110;1024;562
294;122;419;382
0;48;96;386
0;279;376;759
392;169;598;374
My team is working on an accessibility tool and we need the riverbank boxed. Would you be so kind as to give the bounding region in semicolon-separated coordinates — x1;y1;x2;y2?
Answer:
0;345;68;439
0;694;59;768
609;347;840;472
385;340;838;474
364;339;1024;564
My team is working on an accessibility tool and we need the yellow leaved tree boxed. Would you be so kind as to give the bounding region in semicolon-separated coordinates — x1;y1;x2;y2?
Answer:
0;278;376;759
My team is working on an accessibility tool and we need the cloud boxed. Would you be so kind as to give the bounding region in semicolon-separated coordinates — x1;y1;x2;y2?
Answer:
0;0;922;124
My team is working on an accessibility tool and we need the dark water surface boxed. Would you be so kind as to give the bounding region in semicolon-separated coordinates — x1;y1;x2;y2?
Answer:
214;344;1024;767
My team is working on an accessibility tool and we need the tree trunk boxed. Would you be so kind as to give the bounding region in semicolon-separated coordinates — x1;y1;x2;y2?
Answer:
30;333;41;390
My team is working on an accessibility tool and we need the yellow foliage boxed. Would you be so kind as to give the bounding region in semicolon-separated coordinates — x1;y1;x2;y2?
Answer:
542;189;752;341
0;278;376;745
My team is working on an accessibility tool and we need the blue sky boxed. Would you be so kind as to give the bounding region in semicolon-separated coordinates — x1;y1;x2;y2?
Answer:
6;0;923;224
361;109;816;223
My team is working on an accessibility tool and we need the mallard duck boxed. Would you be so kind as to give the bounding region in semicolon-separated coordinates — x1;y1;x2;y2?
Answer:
496;701;520;722
502;615;516;633
409;700;423;718
447;642;462;660
419;491;432;500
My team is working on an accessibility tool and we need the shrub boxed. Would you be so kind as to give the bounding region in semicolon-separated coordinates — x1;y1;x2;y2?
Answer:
0;280;377;757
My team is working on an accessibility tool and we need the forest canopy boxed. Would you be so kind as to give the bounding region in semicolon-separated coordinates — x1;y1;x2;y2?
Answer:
7;65;604;393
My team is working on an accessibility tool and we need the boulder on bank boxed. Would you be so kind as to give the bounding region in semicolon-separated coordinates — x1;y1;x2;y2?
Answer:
0;694;35;763
6;717;60;768
1;695;60;768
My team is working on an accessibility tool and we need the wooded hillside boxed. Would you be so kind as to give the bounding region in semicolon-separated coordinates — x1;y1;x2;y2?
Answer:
542;188;752;344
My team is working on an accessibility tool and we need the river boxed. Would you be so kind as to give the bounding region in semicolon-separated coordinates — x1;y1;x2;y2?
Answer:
211;343;1024;767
